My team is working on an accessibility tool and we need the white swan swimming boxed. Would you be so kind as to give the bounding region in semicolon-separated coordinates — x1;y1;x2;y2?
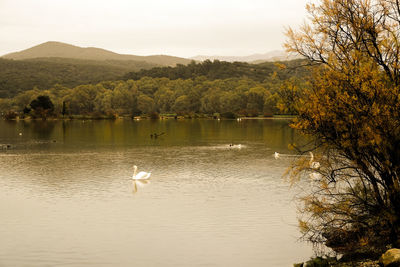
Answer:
133;165;151;180
274;152;280;159
309;152;321;169
132;165;151;193
309;152;322;181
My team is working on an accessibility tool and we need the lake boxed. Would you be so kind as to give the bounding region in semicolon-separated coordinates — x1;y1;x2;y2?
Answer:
0;119;312;266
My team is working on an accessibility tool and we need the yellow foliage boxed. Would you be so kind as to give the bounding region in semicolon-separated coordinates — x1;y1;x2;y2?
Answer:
299;219;310;233
284;0;400;254
359;236;369;247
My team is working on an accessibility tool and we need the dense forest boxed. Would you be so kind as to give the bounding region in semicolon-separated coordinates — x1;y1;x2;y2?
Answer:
123;59;308;82
0;59;309;118
0;58;158;98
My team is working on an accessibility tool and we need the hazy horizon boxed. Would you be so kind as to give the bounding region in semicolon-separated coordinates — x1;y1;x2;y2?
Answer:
0;0;311;58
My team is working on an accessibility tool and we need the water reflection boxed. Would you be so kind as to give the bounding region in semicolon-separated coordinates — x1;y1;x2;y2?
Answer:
30;120;56;139
132;180;151;193
0;119;302;151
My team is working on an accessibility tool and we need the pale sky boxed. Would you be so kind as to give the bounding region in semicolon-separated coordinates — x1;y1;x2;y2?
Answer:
0;0;310;58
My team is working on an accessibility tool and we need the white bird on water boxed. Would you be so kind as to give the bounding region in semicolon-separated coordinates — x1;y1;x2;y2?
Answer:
133;165;151;180
309;152;322;181
132;165;151;192
274;152;280;159
309;152;321;169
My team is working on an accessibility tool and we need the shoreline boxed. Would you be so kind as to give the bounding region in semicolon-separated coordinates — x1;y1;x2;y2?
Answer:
2;115;296;121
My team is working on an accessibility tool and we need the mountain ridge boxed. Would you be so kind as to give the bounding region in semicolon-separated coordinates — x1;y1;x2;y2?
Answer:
191;50;301;63
2;41;192;66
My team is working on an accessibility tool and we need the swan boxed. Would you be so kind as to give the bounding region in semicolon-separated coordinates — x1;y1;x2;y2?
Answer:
309;152;321;169
309;152;322;181
274;152;280;159
132;165;151;193
132;165;151;180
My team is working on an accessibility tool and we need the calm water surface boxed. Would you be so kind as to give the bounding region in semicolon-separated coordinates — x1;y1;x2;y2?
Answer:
0;119;312;266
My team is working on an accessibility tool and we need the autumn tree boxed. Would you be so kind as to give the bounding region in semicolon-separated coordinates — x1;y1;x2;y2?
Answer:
246;86;267;116
29;95;54;119
285;0;400;256
137;94;155;114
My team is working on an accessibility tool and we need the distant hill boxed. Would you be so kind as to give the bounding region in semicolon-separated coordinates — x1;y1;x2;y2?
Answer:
2;41;192;66
191;50;302;63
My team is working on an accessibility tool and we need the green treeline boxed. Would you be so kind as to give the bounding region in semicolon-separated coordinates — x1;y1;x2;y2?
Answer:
123;59;308;82
0;76;300;118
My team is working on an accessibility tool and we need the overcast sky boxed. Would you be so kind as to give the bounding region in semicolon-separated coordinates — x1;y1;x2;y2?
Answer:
0;0;311;58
